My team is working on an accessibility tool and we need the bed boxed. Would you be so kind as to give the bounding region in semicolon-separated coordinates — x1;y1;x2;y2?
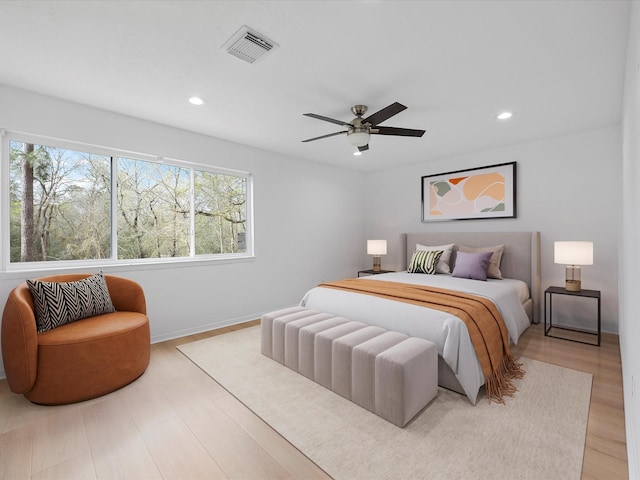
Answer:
300;231;541;405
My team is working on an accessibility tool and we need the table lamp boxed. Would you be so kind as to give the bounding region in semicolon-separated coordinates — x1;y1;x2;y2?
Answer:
554;241;593;292
367;240;387;272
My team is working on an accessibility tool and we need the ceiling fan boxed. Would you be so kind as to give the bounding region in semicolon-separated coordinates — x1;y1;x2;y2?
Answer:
301;102;425;152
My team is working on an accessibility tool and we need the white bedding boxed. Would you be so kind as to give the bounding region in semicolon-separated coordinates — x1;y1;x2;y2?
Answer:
299;272;531;405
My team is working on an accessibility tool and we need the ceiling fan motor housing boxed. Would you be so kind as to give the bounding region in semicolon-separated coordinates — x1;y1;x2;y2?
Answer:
351;105;368;117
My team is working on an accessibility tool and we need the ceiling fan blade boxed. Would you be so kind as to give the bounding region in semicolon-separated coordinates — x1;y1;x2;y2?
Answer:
301;130;348;143
358;144;369;152
363;102;407;126
303;113;352;127
372;126;426;137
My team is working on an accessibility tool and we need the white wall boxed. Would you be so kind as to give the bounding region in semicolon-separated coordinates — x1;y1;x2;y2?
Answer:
0;85;366;375
621;2;640;477
364;126;621;333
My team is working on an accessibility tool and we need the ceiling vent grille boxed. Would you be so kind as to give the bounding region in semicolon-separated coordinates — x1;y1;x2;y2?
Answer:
223;26;278;64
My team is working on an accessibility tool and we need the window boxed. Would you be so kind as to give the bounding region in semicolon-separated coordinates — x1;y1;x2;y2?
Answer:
117;157;191;259
3;132;252;270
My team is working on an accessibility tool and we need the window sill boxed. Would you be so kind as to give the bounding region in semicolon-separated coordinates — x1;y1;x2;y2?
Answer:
1;254;256;278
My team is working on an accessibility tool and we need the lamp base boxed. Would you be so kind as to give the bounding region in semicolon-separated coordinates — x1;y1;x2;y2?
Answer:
565;279;581;292
372;256;381;272
565;265;582;291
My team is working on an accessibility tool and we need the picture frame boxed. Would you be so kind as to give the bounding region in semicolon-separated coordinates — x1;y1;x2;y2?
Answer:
421;161;517;222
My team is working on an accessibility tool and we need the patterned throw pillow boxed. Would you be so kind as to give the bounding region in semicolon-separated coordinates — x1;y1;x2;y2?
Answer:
416;243;455;274
27;272;116;333
408;250;443;274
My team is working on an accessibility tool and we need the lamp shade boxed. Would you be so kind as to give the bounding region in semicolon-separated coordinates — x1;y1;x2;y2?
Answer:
367;240;387;256
554;241;593;265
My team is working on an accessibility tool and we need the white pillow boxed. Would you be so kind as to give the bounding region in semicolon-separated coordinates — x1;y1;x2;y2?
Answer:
416;243;455;274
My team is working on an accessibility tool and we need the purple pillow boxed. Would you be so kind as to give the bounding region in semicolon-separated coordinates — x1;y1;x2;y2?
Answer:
451;251;493;281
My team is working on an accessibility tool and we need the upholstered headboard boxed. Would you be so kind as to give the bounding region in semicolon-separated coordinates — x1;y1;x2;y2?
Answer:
402;231;541;323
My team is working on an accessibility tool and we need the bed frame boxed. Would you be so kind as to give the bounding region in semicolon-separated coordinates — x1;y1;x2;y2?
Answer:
403;231;541;323
402;231;541;397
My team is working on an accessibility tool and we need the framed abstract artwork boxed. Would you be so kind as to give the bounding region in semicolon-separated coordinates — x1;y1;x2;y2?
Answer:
421;162;517;222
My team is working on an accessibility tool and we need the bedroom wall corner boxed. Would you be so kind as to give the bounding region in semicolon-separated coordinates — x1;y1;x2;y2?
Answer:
621;2;640;478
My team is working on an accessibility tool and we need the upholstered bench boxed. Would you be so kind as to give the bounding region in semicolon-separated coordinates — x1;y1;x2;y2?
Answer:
261;306;309;358
332;326;386;400
284;312;335;371
297;317;349;378
264;307;325;364
351;331;409;412
374;337;438;427
261;307;438;427
313;321;367;389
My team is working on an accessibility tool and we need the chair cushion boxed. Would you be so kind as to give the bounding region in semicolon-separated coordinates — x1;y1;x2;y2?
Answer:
27;272;115;333
30;311;150;405
37;311;149;346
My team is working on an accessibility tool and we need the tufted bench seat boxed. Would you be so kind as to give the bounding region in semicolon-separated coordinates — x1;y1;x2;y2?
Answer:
261;307;438;427
374;337;439;427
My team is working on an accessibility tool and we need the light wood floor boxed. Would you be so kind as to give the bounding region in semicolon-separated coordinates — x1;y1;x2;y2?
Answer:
0;321;627;479
511;323;628;480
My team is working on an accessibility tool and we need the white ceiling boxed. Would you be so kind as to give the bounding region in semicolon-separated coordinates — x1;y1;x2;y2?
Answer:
0;1;631;172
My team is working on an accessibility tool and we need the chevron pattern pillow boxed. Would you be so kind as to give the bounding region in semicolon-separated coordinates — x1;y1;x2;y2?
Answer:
27;272;116;333
407;250;443;274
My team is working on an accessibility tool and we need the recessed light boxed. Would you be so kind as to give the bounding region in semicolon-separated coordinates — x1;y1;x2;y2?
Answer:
497;111;513;120
188;96;205;106
353;150;362;156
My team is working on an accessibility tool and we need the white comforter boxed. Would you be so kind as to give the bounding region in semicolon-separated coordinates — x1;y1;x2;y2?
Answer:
299;272;531;405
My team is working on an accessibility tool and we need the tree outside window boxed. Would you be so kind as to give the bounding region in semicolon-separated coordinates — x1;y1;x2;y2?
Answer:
8;139;249;265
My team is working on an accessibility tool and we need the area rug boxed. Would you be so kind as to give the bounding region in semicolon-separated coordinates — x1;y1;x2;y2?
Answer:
178;326;592;480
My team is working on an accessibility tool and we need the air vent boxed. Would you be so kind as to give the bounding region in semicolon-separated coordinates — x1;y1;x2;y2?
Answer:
223;26;278;64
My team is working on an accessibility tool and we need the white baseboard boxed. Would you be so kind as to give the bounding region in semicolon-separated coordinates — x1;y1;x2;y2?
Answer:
149;306;296;344
0;306;297;381
150;313;259;344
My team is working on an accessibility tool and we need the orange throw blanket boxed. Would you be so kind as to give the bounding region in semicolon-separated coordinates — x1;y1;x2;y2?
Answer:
318;279;524;403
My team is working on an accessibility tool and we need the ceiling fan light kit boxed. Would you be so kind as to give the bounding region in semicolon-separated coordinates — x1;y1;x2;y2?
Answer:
347;130;370;147
497;111;513;120
188;96;205;106
302;102;425;153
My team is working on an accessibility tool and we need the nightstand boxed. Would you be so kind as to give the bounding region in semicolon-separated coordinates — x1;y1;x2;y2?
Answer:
357;269;394;277
544;286;601;346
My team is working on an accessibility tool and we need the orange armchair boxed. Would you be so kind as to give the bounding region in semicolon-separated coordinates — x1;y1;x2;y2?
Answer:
1;274;150;405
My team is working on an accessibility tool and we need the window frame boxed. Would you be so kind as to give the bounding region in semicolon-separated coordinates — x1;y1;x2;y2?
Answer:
1;129;254;273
